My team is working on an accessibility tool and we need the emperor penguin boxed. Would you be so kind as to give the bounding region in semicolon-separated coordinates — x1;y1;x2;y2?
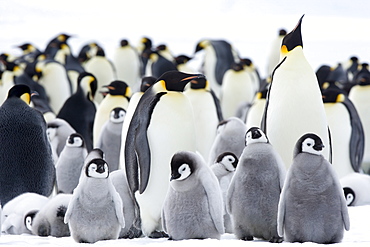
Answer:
93;80;131;147
277;133;350;244
96;107;126;172
110;169;142;239
124;71;203;237
31;193;72;237
0;84;55;205
1;192;48;235
245;85;268;129
162;151;224;240
16;43;41;63
208;117;247;166
113;39;142;90
175;54;194;73
184;76;223;162
322;85;364;178
195;39;239;97
348;67;370;173
44;33;72;59
137;37;153;76
227;127;285;242
145;50;178;78
84;46;116;103
261;15;331;169
340;172;370;206
55;133;88;194
266;29;287;79
220;62;256;119
57;72;98;152
64;150;124;243
77;42;99;65
210;152;238;233
119;76;157;170
35;59;72;113
47;118;76;160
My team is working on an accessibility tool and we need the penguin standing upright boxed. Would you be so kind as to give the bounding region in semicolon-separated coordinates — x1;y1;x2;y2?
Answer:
125;71;203;237
277;133;350;244
162;151;224;240
245;85;268;129
137;37;153;76
57;72;97;151
261;15;331;169
64;149;124;243
93;80;131;147
184;76;223;162
0;85;55;205
266;29;287;79
227;127;285;242
47;118;76;160
113;39;141;90
145;50;178;78
323;85;364;178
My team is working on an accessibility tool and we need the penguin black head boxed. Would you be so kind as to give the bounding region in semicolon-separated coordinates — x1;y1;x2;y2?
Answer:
189;77;208;90
66;133;85;148
140;76;157;92
294;133;325;157
24;210;39;232
156;71;205;92
96;47;106;57
322;87;346;103
216;152;238;171
175;55;192;65
7;84;32;104
170;152;196;181
77;72;98;100
195;40;208;53
343;187;355;206
281;15;304;54
110;107;126;123
103;80;131;98
141;37;152;49
120;39;129;47
245;127;269;145
156;44;167;51
279;29;287;36
230;62;244;72
85;158;109;179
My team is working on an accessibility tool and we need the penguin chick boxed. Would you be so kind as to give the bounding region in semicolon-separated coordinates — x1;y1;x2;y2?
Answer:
96;107;126;172
210;152;238;233
340;172;370;206
277;133;350;244
162;151;224;240
47;118;76;161
31;193;72;237
55;133;88;194
227;127;285;242
64;155;124;243
1;192;48;235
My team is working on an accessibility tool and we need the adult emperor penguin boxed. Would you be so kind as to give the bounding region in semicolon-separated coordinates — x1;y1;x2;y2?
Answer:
195;39;239;97
64;151;124;243
340;172;370;206
220;62;256;119
208;117;247;165
0;84;55;205
55;133;88;194
145;50;178;78
57;72;97;152
323;85;364;178
277;133;350;244
162;151;224;240
1;193;48;235
245;84;268;129
227;127;285;242
349;67;370;173
84;46;116;103
261;15;331;169
113;39;141;90
96;107;126;172
184;76;223;162
31;193;72;237
124;71;203;237
93;80;131;147
47;118;76;161
210;152;238;233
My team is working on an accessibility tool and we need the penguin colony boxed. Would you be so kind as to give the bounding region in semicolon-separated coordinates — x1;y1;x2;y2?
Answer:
2;14;370;244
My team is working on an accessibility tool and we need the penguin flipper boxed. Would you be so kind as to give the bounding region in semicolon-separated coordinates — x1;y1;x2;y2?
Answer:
210;89;224;122
210;40;236;85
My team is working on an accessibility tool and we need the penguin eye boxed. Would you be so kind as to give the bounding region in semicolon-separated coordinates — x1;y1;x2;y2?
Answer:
307;143;311;146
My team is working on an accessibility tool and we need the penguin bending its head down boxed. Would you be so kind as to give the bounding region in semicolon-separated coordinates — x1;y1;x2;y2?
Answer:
277;133;350;244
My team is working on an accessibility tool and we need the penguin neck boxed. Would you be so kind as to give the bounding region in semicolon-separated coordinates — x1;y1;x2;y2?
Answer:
81;178;110;201
280;47;308;67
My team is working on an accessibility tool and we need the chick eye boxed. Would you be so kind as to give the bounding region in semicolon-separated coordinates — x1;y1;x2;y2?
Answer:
307;143;311;146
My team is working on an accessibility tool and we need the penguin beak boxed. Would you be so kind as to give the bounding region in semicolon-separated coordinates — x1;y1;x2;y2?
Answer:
313;143;325;151
180;74;205;82
251;130;262;139
170;173;180;181
96;164;106;174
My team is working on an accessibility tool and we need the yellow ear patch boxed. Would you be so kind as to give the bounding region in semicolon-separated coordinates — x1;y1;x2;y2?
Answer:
256;92;262;100
126;86;132;97
20;93;31;104
336;94;345;103
281;45;288;55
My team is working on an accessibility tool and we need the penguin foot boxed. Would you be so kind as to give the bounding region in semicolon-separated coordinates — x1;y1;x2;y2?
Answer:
241;236;254;241
269;236;284;243
148;231;169;238
123;226;143;239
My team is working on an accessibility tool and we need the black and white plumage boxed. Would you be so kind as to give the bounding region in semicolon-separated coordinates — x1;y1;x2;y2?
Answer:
162;151;224;240
277;133;350;244
0;84;55;205
340;173;370;206
227;127;285;242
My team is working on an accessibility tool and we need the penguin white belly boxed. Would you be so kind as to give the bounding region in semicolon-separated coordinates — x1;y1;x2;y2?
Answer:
221;70;255;119
267;66;330;168
136;93;196;235
325;103;353;178
349;85;370;173
113;48;141;89
67;70;79;93
203;47;218;96
246;98;266;129
184;90;218;162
